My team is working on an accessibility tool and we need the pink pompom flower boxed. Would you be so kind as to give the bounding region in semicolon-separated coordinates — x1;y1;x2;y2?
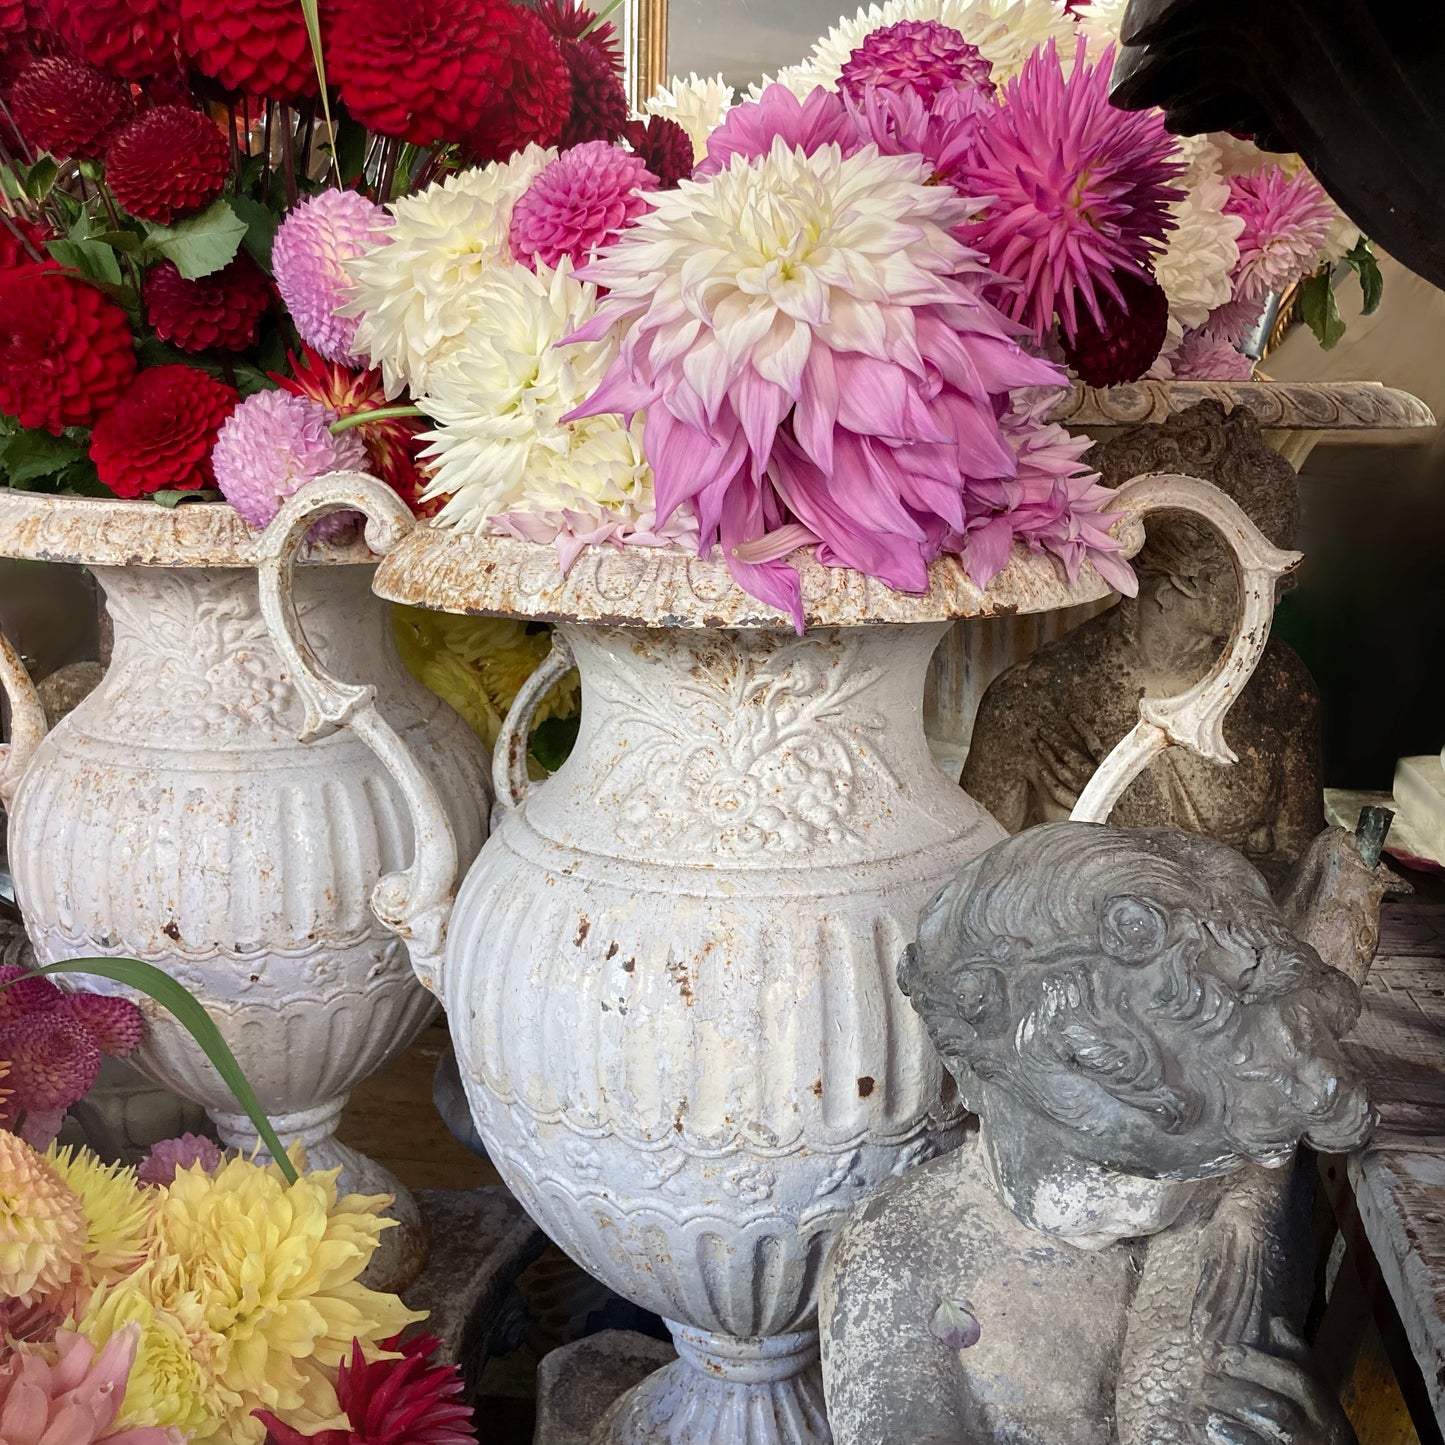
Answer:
1223;165;1335;304
272;189;392;365
960;39;1184;343
696;83;860;180
1171;328;1257;380
212;390;368;533
839;19;994;105
137;1132;224;1186
509;140;658;271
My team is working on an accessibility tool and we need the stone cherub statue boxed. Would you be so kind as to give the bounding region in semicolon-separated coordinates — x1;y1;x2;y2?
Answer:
963;404;1323;886
819;822;1382;1445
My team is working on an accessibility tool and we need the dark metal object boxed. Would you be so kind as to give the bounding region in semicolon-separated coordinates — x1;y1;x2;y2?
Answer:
1355;806;1395;870
1110;1;1445;292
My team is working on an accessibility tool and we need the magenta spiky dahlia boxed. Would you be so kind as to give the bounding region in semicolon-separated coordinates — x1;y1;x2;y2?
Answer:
961;38;1184;343
509;141;657;270
272;189;392;364
839;20;994;105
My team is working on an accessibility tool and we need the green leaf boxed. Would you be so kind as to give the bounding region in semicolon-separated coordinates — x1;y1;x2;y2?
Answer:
230;363;276;399
1298;270;1346;350
23;156;57;201
228;193;280;273
1344;237;1384;317
77;157;105;184
46;237;123;287
0;164;23;201
2;430;83;486
151;488;220;508
55;456;110;497
0;958;299;1183
89;228;144;252
331;111;369;186
140;199;247;280
531;715;580;772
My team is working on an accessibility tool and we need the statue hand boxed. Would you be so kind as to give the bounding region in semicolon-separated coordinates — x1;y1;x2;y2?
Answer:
1189;1342;1356;1445
1033;718;1110;814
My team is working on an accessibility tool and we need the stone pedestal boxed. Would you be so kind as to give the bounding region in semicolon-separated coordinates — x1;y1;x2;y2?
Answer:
534;1332;678;1445
1392;755;1445;867
403;1186;548;1400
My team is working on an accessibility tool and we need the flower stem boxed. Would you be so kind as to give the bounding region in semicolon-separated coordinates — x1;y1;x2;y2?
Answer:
330;405;424;434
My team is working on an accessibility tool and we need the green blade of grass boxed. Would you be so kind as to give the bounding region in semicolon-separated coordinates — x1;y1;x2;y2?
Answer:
298;0;341;188
0;957;298;1183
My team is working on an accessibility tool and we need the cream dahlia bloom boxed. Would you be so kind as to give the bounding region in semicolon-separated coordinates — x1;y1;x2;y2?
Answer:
644;73;736;162
1154;145;1245;332
417;259;687;564
777;0;1078;95
346;146;555;397
1077;0;1129;55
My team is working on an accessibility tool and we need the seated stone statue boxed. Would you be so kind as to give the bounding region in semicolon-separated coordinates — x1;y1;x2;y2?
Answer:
819;822;1375;1445
962;403;1323;885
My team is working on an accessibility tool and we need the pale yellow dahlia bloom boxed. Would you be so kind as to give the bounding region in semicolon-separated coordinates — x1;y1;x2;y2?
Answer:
75;1266;217;1438
346;146;555;398
0;1130;86;1305
777;0;1078;96
148;1156;421;1445
44;1144;154;1290
644;73;736;162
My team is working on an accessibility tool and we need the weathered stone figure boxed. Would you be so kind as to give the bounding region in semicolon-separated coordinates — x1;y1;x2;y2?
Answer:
819;822;1376;1445
963;403;1322;885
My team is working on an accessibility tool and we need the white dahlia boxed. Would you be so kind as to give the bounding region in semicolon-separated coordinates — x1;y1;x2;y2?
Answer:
345;145;555;397
644;74;736;163
1154;144;1245;331
416;260;682;561
776;0;1078;96
1077;0;1129;55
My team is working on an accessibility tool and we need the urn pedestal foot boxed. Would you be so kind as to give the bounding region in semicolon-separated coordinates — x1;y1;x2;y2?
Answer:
212;1099;429;1293
595;1327;830;1445
1392;755;1445;867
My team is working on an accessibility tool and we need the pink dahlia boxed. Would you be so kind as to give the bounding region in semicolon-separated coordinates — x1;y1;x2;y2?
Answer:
212;389;367;533
1170;327;1256;381
509;142;657;271
568;140;1108;627
839;20;994;106
845;79;991;187
696;83;860;181
137;1132;224;1186
1222;165;1335;304
0;1328;171;1444
272;189;392;365
961;39;1184;342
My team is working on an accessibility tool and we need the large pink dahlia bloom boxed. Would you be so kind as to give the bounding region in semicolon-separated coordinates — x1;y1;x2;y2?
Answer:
839;20;994;105
961;39;1184;343
1223;165;1335;304
568;139;1132;626
695;83;859;180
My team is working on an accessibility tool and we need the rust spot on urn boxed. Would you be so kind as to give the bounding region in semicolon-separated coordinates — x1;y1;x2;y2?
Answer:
574;916;590;947
857;1076;876;1098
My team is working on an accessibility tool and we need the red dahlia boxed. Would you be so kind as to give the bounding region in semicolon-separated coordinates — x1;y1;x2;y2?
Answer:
327;0;520;147
1061;265;1171;387
0;216;52;269
144;256;272;353
10;55;132;158
49;0;180;80
106;104;229;223
89;365;238;497
0;267;136;433
625;115;695;189
465;5;571;162
179;0;317;102
537;0;619;67
557;36;628;147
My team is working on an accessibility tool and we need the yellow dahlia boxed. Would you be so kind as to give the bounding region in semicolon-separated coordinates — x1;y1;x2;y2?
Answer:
393;608;580;750
75;1266;217;1437
149;1155;421;1445
0;1130;86;1305
44;1143;154;1290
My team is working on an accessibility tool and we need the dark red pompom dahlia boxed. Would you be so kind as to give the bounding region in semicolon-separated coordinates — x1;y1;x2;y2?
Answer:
327;0;519;147
0;267;136;433
625;115;695;188
144;255;273;353
0;215;53;269
106;104;230;223
557;36;628;147
536;0;619;65
49;0;180;80
89;365;238;497
464;4;571;162
179;0;317;101
1061;265;1171;387
10;54;132;158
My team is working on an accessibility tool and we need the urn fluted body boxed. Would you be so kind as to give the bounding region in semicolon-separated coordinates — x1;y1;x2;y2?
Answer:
0;496;490;1290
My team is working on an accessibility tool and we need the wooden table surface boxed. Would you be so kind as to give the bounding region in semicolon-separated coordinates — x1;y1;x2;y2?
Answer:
1342;899;1445;1426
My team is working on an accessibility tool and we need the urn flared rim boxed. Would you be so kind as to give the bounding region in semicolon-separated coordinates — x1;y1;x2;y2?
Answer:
0;491;376;567
1055;379;1434;431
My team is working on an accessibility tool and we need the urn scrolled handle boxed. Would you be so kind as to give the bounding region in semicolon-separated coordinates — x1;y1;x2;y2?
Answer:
1069;470;1302;826
491;632;575;811
0;633;49;809
253;472;460;996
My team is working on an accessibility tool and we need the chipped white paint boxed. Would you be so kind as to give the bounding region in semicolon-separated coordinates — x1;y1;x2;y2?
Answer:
255;471;1287;1442
0;496;491;1291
